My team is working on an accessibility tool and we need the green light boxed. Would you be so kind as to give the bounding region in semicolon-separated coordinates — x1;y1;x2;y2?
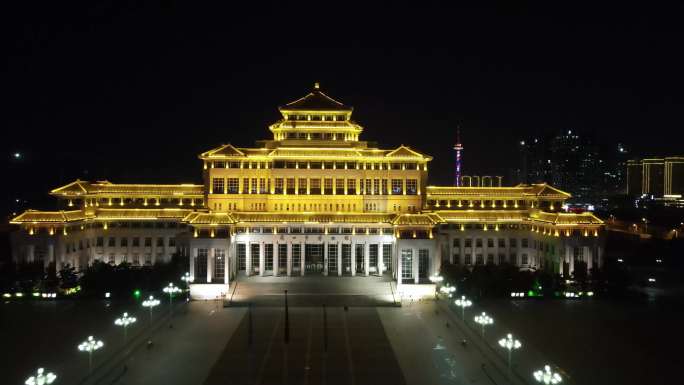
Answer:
133;290;141;299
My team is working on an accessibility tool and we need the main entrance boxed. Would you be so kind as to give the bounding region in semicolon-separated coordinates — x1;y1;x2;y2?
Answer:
305;244;324;273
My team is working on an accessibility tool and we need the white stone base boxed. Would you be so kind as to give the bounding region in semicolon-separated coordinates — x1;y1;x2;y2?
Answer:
189;283;229;300
397;284;436;300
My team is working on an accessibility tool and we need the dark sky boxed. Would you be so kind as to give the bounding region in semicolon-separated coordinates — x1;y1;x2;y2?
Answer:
3;2;684;214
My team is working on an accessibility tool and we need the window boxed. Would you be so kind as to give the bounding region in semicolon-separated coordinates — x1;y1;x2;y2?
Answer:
465;255;472;265
275;178;284;194
250;178;257;194
476;238;483;247
476;254;484;265
132;237;140;247
498;254;505;264
259;178;268;194
145;254;153;265
310;178;321;194
96;237;104;247
573;247;584;262
487;254;494;264
498;238;506;247
227;178;239;194
522;254;529;265
401;249;413;279
522;238;529;248
510;238;517;247
453;253;461;264
156;238;164;247
487;238;494;248
214;249;225;279
336;179;345;194
391;179;403;195
213;161;225;168
212;178;225;194
144;237;152;247
373;179;380;195
510;254;517;265
381;179;388;195
169;238;176;247
465;238;472;247
121;237;128;247
242;178;249;194
298;178;307;194
108;237;116;247
365;179;372;194
347;179;356;195
328;243;338;272
406;179;417;195
237;243;246;271
453;238;461;247
391;163;402;170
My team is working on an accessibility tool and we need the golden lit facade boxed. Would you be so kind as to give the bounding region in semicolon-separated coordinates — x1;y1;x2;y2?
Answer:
10;84;605;294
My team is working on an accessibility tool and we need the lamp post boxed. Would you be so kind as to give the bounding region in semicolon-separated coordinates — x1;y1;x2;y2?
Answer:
498;333;522;376
181;272;194;302
474;312;493;338
454;295;472;321
78;336;103;373
163;283;181;319
533;365;562;384
114;312;136;342
24;368;57;385
429;274;443;298
142;295;160;325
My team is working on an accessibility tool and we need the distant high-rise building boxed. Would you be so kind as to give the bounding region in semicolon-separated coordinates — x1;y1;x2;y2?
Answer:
516;130;601;203
627;156;684;197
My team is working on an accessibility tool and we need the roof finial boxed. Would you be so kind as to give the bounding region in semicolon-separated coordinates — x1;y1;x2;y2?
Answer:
314;82;320;90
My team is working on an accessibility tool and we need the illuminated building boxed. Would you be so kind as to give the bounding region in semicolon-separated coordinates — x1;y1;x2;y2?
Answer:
10;84;605;295
627;157;684;197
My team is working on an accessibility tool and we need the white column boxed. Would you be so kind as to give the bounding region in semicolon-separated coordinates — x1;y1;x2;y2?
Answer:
413;248;419;284
259;243;265;276
585;246;592;271
27;244;35;263
207;248;214;283
190;247;197;279
47;243;55;271
286;242;292;277
378;244;384;275
225;244;231;285
300;242;305;276
397;248;403;289
323;242;328;276
337;243;342;276
274;242;280;277
351;243;356;276
364;242;370;276
245;242;252;277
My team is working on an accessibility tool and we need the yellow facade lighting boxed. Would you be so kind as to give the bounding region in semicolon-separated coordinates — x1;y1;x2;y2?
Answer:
460;224;465;231
29;228;34;235
194;229;198;238
49;227;54;235
63;227;68;236
210;229;215;238
103;222;108;230
68;200;73;207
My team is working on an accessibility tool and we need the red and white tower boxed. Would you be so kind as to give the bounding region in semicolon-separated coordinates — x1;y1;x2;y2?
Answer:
454;128;464;186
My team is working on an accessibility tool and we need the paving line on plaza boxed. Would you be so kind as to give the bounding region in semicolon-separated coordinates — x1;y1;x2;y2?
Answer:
254;314;283;385
342;309;356;385
303;308;314;385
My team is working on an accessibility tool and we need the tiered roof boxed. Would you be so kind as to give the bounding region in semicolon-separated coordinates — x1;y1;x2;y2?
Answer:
50;180;203;197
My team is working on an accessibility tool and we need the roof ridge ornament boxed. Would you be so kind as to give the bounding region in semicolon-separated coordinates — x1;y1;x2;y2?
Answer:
314;82;320;90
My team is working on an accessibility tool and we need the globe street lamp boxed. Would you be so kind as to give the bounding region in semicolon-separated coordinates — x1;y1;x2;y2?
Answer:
78;336;103;373
181;272;194;302
474;312;493;338
114;312;137;342
454;295;472;321
24;368;57;385
498;333;522;376
163;283;181;319
429;274;443;298
142;295;161;325
440;285;456;298
533;365;562;384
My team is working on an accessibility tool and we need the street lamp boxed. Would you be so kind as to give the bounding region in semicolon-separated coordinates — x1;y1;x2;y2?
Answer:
24;368;57;385
429;274;443;298
454;295;472;321
474;312;493;337
181;272;194;302
142;295;161;325
78;336;103;373
440;285;456;297
114;312;137;342
498;333;522;375
533;365;562;384
163;283;181;319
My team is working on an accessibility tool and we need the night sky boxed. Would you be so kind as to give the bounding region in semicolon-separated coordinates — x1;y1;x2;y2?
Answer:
3;2;684;215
